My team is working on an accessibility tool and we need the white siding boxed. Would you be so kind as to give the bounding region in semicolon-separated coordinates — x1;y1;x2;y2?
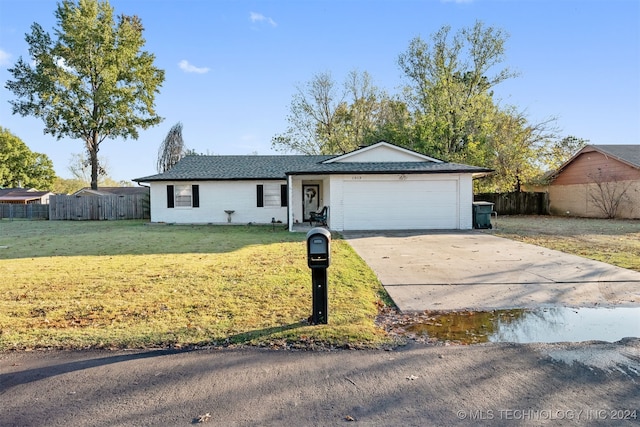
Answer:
150;172;476;230
459;174;474;229
150;181;287;224
326;141;441;163
343;179;458;230
333;145;428;162
327;173;474;231
328;177;344;231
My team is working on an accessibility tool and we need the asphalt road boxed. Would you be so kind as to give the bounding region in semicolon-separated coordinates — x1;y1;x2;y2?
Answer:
2;339;639;426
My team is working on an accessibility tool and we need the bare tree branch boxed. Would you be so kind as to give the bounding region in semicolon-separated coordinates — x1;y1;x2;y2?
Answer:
157;122;185;172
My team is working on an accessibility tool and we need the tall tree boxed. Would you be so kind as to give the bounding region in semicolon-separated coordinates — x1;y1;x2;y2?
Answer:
0;127;56;189
272;71;344;154
5;0;164;190
272;70;397;154
476;108;557;192
337;70;381;149
157;122;186;173
398;21;517;159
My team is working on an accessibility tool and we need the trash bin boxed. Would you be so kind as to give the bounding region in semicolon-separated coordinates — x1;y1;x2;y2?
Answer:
473;202;494;229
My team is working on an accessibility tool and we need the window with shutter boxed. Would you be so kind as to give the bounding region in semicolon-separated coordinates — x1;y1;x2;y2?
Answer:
258;184;287;207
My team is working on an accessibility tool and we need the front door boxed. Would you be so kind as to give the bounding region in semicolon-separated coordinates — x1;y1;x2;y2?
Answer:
302;185;320;221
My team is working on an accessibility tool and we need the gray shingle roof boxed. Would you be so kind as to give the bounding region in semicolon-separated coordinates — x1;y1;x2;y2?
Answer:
592;145;640;168
134;155;333;181
288;161;491;175
133;154;492;182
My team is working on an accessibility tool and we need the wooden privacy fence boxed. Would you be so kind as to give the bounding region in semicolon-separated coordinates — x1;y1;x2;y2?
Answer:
0;203;50;220
475;192;549;215
49;194;150;220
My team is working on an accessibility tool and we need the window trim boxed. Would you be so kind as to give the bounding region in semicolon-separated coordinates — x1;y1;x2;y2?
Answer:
257;183;287;208
167;184;199;208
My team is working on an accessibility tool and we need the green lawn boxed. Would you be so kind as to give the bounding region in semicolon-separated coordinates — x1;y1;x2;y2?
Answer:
4;216;636;351
0;220;390;351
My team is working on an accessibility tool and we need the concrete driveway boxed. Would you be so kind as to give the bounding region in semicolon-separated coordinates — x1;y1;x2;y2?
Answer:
343;230;640;312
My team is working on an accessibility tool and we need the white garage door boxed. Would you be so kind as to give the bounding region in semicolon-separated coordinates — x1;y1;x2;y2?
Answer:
342;180;458;230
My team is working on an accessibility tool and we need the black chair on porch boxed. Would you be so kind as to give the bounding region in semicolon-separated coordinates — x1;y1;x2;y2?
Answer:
308;206;329;226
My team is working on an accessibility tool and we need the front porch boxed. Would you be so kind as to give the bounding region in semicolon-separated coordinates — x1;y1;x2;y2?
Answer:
287;174;330;232
290;222;330;233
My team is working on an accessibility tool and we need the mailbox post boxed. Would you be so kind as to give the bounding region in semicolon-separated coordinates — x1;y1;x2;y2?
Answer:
306;227;331;324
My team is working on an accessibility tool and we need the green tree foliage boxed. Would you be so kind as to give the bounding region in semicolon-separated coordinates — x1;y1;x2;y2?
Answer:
272;71;343;154
396;20;567;191
362;98;414;148
68;152;107;182
5;0;164;190
544;135;588;170
157;122;186;173
51;175;132;194
272;70;398;154
0;127;56;190
476;108;557;192
271;21;581;193
397;21;517;160
51;177;87;194
334;70;390;151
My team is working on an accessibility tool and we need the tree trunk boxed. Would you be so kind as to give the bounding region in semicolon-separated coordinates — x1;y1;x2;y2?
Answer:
89;132;100;190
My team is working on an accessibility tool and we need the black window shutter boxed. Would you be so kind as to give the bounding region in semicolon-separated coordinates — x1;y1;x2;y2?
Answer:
167;185;174;208
192;184;199;208
280;184;288;207
257;185;264;207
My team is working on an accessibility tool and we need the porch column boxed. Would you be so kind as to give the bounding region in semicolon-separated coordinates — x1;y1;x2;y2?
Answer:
287;174;294;231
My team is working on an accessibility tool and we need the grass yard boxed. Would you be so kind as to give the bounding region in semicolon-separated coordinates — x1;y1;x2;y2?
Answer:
2;216;637;351
493;215;640;272
0;220;389;351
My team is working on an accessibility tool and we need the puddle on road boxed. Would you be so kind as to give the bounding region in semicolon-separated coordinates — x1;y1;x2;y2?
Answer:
401;307;640;344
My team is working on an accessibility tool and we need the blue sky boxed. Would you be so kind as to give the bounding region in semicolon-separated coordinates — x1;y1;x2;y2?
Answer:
1;0;639;183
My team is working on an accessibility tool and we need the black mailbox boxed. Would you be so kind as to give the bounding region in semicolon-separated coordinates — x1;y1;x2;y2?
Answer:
306;227;330;324
306;227;331;269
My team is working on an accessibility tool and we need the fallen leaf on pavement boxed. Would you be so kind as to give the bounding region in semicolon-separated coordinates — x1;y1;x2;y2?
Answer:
196;413;211;423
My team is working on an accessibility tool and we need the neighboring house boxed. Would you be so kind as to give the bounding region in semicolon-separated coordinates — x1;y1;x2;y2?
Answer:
133;141;492;231
548;144;640;219
72;186;150;197
0;188;53;204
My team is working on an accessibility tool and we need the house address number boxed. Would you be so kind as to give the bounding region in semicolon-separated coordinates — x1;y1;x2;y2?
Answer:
352;176;362;180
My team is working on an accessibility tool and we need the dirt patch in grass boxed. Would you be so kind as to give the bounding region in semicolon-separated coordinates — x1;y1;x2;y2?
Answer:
492;215;640;272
